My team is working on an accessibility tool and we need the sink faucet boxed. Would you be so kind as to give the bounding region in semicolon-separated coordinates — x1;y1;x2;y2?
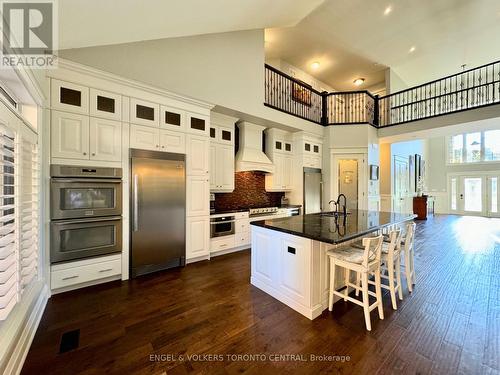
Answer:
337;194;347;216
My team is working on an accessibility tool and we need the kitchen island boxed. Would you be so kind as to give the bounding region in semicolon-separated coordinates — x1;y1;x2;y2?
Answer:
250;210;416;319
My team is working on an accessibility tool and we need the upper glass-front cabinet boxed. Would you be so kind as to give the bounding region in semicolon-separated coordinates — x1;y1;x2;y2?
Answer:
130;98;159;126
160;105;186;131
51;79;89;114
90;88;122;121
187;113;209;136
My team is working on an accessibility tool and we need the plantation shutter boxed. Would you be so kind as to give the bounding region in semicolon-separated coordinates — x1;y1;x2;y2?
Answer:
0;124;17;320
19;131;38;292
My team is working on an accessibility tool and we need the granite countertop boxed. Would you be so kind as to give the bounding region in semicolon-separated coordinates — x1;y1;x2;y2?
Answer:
211;205;302;215
250;209;416;245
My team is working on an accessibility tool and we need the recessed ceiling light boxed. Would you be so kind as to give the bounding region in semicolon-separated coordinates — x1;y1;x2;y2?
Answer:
409;46;416;53
353;78;365;86
384;6;392;15
311;61;320;70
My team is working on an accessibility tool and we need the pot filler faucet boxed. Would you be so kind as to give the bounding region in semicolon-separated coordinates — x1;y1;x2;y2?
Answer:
328;194;347;216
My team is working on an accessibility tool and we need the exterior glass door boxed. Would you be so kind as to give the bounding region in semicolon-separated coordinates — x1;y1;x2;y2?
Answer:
449;173;500;217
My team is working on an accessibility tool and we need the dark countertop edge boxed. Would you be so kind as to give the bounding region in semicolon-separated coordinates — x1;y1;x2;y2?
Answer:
211;205;302;215
250;214;417;245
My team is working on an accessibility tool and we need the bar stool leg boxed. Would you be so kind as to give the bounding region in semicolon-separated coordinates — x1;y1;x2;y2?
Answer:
388;258;397;310
361;272;371;331
344;269;349;301
355;272;360;296
328;258;336;311
405;251;413;292
411;249;416;285
396;256;403;300
375;268;384;319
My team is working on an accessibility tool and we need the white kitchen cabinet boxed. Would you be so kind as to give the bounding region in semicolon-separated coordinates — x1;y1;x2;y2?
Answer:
265;153;292;192
51;79;89;114
211;144;234;192
279;237;310;306
130;98;159;127
90;88;122;121
51;254;121;291
159;129;185;154
265;128;293;192
210;235;236;253
51;111;89;159
187;112;209;136
186;216;210;260
130;124;159;151
89;118;122;162
160;105;186;132
209;144;217;189
186;175;209;217
186;134;209;176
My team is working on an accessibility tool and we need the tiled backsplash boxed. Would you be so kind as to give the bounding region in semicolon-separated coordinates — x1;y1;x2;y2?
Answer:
214;171;284;211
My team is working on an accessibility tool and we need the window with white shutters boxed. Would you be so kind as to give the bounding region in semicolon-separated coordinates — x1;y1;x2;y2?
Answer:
0;125;17;320
0;121;39;321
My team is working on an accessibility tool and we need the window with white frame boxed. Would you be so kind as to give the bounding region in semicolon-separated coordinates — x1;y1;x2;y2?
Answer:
448;130;500;163
0;118;39;321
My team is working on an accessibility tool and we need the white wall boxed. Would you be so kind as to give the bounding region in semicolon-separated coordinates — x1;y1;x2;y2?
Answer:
59;30;322;136
385;68;408;94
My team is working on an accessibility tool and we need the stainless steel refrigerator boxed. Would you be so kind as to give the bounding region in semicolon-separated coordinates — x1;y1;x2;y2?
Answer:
130;149;186;277
303;167;323;214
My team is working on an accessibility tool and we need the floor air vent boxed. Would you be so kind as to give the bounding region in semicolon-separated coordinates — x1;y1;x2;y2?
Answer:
59;329;80;353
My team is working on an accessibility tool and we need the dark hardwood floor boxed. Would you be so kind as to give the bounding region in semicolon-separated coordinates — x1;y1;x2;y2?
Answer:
22;215;500;375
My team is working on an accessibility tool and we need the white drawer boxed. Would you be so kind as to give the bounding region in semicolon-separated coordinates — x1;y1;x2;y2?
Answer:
235;232;250;247
51;257;121;289
234;212;249;219
210;235;235;253
235;219;250;233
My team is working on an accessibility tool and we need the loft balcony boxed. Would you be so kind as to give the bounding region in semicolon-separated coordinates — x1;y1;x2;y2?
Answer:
264;60;500;128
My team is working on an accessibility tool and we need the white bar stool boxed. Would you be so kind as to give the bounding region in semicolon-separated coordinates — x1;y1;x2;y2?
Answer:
327;235;384;331
374;229;404;309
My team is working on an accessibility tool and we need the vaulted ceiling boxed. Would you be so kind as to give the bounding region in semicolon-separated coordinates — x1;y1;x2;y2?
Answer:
58;0;324;49
266;0;500;91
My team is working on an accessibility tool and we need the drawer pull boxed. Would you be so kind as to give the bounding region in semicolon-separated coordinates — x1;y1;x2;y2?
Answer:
220;244;227;248
99;268;113;273
62;275;79;281
287;246;296;254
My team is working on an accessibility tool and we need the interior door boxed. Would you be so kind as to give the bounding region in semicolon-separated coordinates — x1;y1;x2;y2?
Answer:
393;156;409;214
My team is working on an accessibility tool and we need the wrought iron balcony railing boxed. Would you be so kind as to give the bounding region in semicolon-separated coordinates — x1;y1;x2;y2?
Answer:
264;60;500;128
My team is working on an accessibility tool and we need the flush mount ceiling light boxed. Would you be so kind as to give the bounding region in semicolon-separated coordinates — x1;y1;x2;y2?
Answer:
311;61;320;70
353;78;365;86
384;6;392;15
409;46;416;53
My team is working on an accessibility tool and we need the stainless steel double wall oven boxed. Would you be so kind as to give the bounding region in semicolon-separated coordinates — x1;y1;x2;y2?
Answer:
50;165;123;263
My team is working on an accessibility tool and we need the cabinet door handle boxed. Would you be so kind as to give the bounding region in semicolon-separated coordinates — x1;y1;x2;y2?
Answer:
83;152;87;156
287;246;296;254
62;275;79;281
91;153;95;156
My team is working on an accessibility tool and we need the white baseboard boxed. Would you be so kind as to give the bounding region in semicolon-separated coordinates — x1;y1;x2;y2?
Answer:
210;245;249;258
0;281;49;375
